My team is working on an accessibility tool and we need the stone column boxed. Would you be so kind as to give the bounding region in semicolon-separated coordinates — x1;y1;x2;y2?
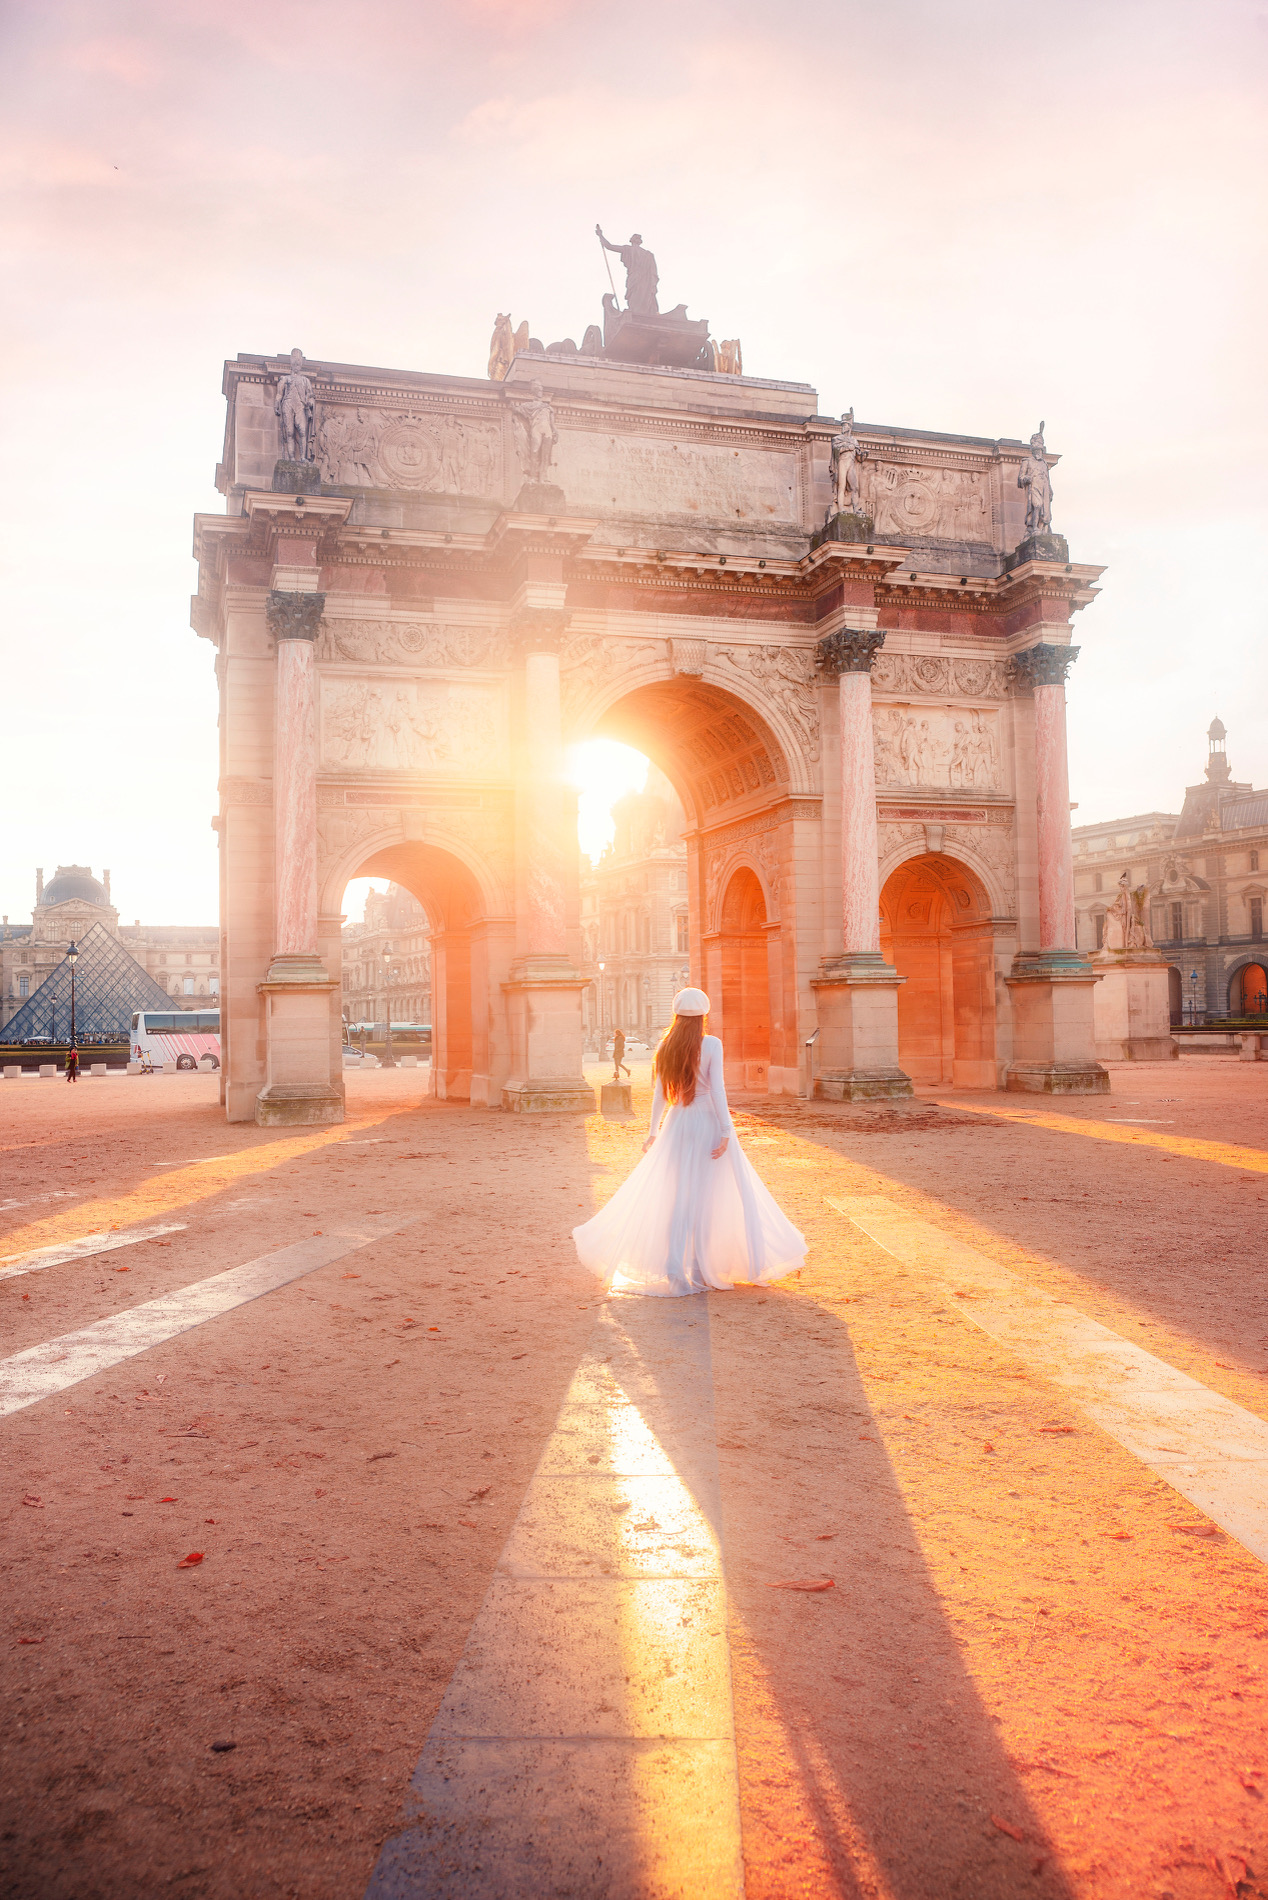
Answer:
256;590;343;1125
1005;642;1108;1093
810;629;912;1100
501;609;593;1113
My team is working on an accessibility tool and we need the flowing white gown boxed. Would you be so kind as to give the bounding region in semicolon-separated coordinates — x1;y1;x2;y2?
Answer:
572;1035;808;1297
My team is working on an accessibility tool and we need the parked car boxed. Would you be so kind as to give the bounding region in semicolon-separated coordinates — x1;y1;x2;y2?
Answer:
342;1047;381;1070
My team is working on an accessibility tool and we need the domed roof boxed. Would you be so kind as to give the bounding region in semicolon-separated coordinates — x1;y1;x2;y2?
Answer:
42;865;109;907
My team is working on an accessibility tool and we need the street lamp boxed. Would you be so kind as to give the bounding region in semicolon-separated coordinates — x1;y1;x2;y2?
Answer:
1189;967;1200;1026
597;960;605;1058
382;944;397;1067
67;940;79;1053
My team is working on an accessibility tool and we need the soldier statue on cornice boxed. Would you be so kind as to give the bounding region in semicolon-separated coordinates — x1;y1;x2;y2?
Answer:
1017;421;1054;537
275;348;316;464
827;408;868;526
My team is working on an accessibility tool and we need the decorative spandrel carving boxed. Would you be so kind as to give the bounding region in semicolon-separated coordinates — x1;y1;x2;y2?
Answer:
559;633;665;724
870;652;1009;699
877;815;1016;911
712;644;821;764
873;707;1001;791
861;459;990;542
314;405;503;496
317;620;508;668
321;678;507;773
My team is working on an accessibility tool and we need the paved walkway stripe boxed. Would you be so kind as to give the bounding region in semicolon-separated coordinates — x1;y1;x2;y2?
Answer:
828;1194;1268;1566
0;1220;411;1418
368;1296;744;1900
0;1224;188;1283
933;1099;1268;1176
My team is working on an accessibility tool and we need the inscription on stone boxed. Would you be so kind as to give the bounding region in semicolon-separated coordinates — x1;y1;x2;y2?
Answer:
555;431;799;523
315;407;503;496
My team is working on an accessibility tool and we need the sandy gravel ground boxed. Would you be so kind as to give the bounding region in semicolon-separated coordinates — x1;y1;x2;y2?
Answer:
1;1057;1267;1899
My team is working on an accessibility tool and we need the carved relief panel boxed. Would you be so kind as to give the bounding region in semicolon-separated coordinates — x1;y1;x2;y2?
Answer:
317;620;508;668
314;406;505;497
555;428;799;524
860;459;991;543
320;677;508;774
873;706;1001;792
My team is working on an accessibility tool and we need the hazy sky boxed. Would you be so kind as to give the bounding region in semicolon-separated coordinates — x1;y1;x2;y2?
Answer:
2;0;1265;927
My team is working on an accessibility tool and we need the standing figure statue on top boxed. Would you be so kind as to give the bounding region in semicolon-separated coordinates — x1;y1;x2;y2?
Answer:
595;226;659;315
1017;422;1054;538
275;348;316;463
827;408;868;525
511;379;559;486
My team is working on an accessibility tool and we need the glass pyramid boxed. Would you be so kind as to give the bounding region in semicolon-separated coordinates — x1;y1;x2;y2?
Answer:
3;922;183;1042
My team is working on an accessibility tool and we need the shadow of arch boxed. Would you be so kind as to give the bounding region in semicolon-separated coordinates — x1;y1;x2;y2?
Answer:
881;852;997;1089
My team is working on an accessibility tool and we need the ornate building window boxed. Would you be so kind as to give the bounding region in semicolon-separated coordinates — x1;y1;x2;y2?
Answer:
1252;897;1264;942
1170;902;1184;942
1252;851;1261;872
676;914;689;954
18;976;29;998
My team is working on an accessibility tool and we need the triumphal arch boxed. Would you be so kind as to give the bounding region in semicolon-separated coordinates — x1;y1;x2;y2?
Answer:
193;250;1107;1124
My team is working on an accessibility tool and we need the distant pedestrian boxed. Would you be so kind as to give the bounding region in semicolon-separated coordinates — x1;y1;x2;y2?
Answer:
66;1047;80;1083
612;1028;630;1082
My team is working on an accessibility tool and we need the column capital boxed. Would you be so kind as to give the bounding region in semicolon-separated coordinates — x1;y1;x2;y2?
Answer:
815;628;886;675
1012;641;1079;690
267;590;326;642
510;606;570;657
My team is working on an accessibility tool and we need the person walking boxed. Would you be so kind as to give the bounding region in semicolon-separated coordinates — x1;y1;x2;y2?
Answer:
66;1046;80;1083
573;989;806;1297
612;1027;631;1081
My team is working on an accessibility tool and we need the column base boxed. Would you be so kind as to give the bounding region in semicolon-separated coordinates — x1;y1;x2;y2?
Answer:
256;1082;345;1126
1004;951;1109;1094
811;954;912;1100
816;1067;914;1102
502;959;593;1114
501;1079;595;1114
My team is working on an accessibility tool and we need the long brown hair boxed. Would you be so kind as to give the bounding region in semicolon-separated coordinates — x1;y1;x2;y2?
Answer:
654;1013;705;1104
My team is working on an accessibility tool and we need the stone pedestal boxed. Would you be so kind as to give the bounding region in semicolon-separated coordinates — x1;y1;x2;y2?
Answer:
1006;531;1069;569
601;1081;634;1118
812;955;913;1100
1090;952;1178;1061
501;961;595;1113
257;956;344;1125
812;511;874;550
272;459;321;495
1004;952;1109;1092
512;483;567;515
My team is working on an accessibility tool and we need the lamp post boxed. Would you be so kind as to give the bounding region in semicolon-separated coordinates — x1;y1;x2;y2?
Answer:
382;944;397;1068
597;959;605;1060
1189;967;1200;1026
67;940;79;1052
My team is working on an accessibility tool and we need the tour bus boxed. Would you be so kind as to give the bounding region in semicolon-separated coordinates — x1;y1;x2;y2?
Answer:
130;1009;221;1072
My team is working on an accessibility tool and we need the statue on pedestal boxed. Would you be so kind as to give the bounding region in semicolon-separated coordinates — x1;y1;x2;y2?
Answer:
827;409;868;525
488;314;515;382
1104;872;1152;951
1018;422;1054;537
596;226;659;315
275;349;315;463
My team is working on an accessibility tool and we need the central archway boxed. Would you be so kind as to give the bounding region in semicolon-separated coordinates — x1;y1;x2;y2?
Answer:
571;666;809;1095
880;853;997;1088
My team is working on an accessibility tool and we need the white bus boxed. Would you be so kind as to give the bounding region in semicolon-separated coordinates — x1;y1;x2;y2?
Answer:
131;1009;221;1072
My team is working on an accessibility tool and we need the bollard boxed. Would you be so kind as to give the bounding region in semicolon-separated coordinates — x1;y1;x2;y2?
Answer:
162;1060;178;1074
1238;1034;1264;1062
90;1063;108;1076
2;1065;19;1080
600;1081;634;1118
127;1060;141;1075
39;1064;56;1078
399;1054;418;1068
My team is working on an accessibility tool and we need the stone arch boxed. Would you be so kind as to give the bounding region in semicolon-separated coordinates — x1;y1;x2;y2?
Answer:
573;673;802;1092
332;836;511;1103
1228;959;1268;1018
712;865;773;1091
880;852;997;1088
877;829;1011;921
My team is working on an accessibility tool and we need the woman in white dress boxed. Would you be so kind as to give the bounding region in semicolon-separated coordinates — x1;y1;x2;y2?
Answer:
572;989;807;1298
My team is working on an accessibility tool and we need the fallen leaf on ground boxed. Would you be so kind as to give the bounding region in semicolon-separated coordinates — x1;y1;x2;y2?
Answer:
1103;1531;1133;1540
159;1496;178;1503
815;1534;836;1541
177;1552;204;1568
210;1740;236;1753
21;1496;42;1508
1210;1852;1250;1896
367;1451;396;1463
767;1578;835;1592
1038;1426;1074;1435
458;1518;477;1530
468;1486;491;1500
511;1353;527;1360
991;1815;1025;1842
204;1518;216;1525
16;1637;43;1646
611;1501;632;1514
984;1442;995;1454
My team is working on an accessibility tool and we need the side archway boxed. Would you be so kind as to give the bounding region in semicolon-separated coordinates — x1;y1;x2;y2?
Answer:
880;853;997;1088
709;866;772;1092
1230;961;1268;1018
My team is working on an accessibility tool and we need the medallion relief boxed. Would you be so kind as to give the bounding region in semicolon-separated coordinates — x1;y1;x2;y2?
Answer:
861;459;991;542
320;677;507;773
315;406;504;496
560;633;665;723
871;652;1008;699
873;706;1001;792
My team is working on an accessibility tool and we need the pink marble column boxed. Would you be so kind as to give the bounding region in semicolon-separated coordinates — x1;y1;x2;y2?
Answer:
267;590;325;970
819;628;887;954
1016;643;1080;953
522;640;569;959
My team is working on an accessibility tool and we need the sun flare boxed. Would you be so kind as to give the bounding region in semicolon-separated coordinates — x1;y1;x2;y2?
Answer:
567;740;650;861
